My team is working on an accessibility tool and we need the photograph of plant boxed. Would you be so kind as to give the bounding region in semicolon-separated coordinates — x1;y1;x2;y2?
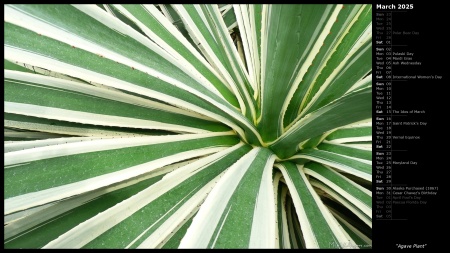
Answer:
4;4;372;249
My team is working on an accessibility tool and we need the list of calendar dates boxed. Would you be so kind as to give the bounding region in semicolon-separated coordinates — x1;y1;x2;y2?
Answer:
373;4;444;219
373;3;445;249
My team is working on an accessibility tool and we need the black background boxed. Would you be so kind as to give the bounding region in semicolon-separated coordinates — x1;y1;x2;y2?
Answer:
372;1;446;250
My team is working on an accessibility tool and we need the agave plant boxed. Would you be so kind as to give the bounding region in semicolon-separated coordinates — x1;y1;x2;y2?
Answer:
4;4;372;249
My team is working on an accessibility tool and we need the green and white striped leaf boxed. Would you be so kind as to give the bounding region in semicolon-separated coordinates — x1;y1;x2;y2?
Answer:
304;162;372;221
172;5;257;122
4;59;35;73
5;113;164;138
221;5;237;30
4;159;194;248
6;59;119;89
179;147;276;248
309;178;372;228
5;70;228;133
233;5;260;97
156;4;200;52
200;4;258;122
109;4;240;108
99;4;146;36
331;210;372;248
299;132;329;150
317;142;372;161
273;173;291;248
5;132;238;214
258;4;341;142
284;5;372;129
285;194;306;248
5;136;109;153
299;6;372;117
269;86;372;158
275;162;357;248
42;143;252;248
288;147;371;182
4;4;263;146
4;129;69;141
325;120;372;144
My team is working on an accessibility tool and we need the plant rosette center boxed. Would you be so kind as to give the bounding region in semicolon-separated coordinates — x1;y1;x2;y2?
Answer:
4;4;372;249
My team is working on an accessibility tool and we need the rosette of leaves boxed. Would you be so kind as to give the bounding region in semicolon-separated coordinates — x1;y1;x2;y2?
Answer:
4;4;372;249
